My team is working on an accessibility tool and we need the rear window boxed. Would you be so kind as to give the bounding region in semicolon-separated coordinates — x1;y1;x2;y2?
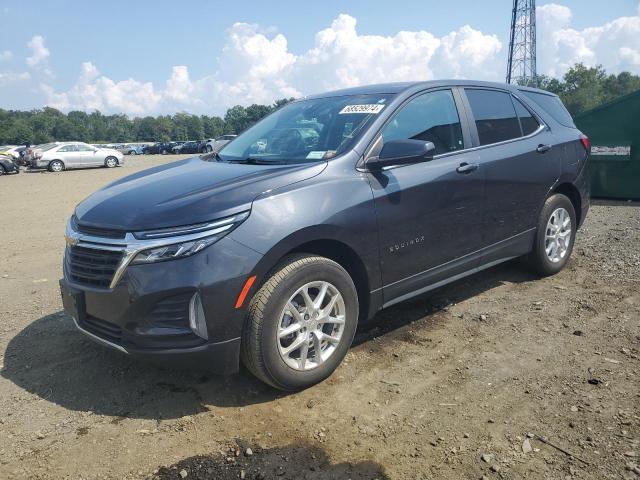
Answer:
37;143;58;151
519;91;575;128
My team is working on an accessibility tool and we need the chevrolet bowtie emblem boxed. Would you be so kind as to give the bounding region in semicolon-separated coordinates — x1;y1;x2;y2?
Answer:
65;235;79;247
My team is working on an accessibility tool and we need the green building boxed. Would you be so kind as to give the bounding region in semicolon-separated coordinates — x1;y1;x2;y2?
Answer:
574;89;640;199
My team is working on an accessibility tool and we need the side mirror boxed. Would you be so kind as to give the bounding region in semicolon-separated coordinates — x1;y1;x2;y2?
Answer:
367;139;435;170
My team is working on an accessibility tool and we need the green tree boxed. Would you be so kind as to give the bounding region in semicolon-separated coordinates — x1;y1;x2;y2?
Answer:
223;105;248;134
4;119;34;144
202;115;225;138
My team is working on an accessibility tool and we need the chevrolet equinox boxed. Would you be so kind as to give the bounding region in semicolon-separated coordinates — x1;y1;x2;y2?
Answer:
60;81;590;390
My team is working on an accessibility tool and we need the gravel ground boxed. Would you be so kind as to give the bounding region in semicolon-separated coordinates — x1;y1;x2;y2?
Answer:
0;155;638;480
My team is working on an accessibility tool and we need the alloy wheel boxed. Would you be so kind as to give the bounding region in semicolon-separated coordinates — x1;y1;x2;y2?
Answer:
545;207;572;263
277;281;346;371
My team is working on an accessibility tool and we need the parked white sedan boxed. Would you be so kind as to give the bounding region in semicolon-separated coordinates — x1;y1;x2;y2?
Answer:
32;142;124;172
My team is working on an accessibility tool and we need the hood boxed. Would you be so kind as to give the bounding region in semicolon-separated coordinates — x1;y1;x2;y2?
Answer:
75;156;326;231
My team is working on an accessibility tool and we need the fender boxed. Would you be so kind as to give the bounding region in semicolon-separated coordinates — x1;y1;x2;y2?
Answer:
232;224;384;322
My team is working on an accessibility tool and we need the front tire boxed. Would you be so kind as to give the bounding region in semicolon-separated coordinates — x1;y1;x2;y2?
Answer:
105;156;118;168
527;193;576;276
48;160;64;172
241;255;358;391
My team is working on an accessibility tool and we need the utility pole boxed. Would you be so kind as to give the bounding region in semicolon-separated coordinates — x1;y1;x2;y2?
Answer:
506;0;537;85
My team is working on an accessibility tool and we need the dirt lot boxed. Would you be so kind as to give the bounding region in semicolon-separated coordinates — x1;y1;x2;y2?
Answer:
0;155;638;480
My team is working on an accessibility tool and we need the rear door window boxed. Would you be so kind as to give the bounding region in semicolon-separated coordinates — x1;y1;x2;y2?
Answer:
381;89;464;156
465;89;521;146
513;97;540;136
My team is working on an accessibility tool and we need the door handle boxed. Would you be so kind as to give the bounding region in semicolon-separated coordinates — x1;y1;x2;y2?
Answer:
536;144;551;153
456;162;479;174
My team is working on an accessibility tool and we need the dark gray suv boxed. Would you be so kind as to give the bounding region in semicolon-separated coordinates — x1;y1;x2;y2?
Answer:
60;80;590;390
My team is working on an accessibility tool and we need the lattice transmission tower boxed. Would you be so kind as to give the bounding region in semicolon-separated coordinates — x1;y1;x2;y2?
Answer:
506;0;537;85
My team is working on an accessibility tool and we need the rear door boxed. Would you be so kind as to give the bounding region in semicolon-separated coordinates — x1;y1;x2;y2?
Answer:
461;88;561;260
365;88;486;304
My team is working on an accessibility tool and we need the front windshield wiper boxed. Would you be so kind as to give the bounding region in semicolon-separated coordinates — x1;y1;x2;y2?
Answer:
226;157;287;165
200;151;223;162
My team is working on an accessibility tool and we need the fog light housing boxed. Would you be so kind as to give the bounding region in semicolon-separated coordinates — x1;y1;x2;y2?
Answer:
189;292;208;340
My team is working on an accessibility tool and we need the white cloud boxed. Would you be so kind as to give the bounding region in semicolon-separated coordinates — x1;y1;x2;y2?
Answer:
538;3;640;77
42;15;501;115
43;61;161;114
0;71;30;86
38;6;640;116
0;50;12;62
26;35;50;67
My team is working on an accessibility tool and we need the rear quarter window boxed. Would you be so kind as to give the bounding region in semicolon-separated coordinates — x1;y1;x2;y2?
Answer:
519;91;576;128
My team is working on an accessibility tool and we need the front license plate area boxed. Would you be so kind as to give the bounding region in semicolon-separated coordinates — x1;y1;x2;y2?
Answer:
60;280;86;323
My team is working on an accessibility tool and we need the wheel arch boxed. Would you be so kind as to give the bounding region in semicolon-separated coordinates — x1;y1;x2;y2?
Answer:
288;239;371;323
552;182;582;226
246;229;376;324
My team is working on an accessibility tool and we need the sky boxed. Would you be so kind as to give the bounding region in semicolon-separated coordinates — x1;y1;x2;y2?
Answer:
1;0;639;116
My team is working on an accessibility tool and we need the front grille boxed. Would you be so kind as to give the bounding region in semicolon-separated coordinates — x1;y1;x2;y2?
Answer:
148;293;192;329
68;246;123;288
75;223;126;239
81;315;123;343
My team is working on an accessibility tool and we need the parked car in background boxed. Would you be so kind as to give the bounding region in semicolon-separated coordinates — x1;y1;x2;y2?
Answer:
205;135;236;153
127;145;145;155
32;142;124;172
0;145;24;160
115;144;145;155
0;154;19;175
143;142;184;154
60;80;589;391
172;141;207;154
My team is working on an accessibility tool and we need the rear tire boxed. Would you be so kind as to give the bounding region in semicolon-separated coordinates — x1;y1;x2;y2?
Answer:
527;193;576;276
241;255;358;391
48;160;64;172
0;165;5;176
206;145;213;153
105;156;118;168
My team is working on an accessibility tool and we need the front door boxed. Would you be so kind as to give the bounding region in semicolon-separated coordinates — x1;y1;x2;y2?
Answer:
75;144;99;166
365;88;486;305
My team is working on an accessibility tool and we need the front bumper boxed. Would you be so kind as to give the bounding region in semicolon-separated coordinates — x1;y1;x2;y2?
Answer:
60;236;262;374
69;311;241;372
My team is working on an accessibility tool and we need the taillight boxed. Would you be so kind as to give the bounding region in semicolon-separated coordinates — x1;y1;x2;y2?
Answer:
580;135;591;153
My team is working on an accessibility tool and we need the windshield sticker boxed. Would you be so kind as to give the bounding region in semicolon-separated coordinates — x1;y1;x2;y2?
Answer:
339;104;385;115
306;151;327;159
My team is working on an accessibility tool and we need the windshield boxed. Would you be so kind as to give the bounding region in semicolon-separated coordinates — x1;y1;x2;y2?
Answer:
219;94;394;164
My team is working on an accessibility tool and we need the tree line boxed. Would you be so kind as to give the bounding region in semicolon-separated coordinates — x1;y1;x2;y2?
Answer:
522;63;640;115
0;98;294;146
1;63;638;146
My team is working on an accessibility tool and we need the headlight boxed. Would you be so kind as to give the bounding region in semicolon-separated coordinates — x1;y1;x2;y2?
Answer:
130;211;249;264
131;236;219;264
